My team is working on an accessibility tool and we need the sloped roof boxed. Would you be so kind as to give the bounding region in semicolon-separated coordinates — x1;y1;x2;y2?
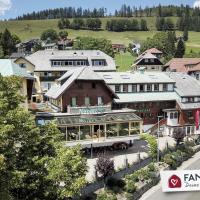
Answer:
145;48;163;54
166;72;200;97
135;53;162;65
0;59;33;79
98;71;175;84
46;67;118;99
164;58;200;72
136;48;163;61
25;50;116;72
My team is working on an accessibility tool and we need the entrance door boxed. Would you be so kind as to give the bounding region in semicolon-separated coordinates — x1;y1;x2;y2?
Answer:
93;125;104;140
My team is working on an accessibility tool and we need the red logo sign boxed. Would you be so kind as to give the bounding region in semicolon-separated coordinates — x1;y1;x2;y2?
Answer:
168;175;182;188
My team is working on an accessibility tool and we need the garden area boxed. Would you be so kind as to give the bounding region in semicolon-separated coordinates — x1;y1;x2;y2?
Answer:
78;134;200;200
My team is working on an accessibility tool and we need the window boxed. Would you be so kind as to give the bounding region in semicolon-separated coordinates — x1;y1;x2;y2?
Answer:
70;97;77;107
19;63;26;68
188;97;194;102
123;85;128;92
154;84;159;91
115;85;120;93
139;84;144;92
44;72;51;77
163;84;168;91
196;74;199;80
132;84;137;92
92;82;96;89
85;97;90;106
170;112;178;119
98;97;103;105
147;84;152;92
144;59;148;63
150;58;154;62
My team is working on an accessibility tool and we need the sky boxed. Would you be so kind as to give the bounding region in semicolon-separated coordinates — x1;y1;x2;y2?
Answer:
0;0;200;20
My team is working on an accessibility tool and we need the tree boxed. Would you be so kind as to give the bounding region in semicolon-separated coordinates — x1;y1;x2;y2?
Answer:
140;19;148;31
73;37;114;57
95;154;114;187
183;27;189;41
175;39;185;58
172;128;185;146
41;29;58;41
0;75;87;199
59;31;68;40
0;29;16;56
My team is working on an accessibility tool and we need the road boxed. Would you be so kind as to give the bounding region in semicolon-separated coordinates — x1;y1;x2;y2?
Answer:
140;151;200;200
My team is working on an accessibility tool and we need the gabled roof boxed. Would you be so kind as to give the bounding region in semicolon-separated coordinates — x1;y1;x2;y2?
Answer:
0;59;34;79
24;50;116;72
135;53;163;65
45;67;118;99
164;58;200;72
136;48;163;61
145;48;163;54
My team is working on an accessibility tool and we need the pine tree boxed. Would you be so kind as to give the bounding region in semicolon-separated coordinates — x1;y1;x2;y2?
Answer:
183;27;189;41
175;39;185;58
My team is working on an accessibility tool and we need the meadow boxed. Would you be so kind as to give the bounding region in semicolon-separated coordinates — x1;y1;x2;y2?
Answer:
0;17;199;71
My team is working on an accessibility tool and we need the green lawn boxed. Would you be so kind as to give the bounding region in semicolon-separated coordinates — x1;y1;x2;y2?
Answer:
115;52;136;71
0;19;199;50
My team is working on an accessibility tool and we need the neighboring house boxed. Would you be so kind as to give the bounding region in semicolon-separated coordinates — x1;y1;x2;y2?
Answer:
164;58;200;81
57;39;73;50
14;50;117;102
0;59;34;110
112;44;126;53
133;53;163;71
39;67;143;147
16;39;40;54
164;72;200;136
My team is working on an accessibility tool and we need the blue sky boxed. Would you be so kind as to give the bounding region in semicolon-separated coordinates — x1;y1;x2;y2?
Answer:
0;0;198;19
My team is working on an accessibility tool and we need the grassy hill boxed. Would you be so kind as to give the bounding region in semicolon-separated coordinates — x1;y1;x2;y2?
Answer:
1;18;200;71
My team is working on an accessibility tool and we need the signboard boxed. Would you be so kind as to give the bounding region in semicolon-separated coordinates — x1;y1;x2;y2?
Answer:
161;170;200;192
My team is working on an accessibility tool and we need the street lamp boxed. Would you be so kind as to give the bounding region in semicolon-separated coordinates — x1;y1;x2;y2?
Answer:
157;115;163;162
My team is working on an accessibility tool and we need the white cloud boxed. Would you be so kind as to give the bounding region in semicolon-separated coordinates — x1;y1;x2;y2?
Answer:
194;0;200;8
0;0;12;15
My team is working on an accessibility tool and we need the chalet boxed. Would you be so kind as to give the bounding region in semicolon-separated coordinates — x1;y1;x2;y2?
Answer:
40;67;142;147
0;59;34;110
16;39;39;55
164;58;200;81
14;50;117;102
133;53;163;71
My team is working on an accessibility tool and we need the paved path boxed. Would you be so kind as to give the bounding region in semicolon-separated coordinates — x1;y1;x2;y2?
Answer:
140;151;200;200
86;136;175;181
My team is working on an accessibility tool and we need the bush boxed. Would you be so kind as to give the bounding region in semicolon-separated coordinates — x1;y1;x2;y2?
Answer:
97;191;117;200
148;163;155;172
125;181;137;193
163;154;177;169
140;134;157;159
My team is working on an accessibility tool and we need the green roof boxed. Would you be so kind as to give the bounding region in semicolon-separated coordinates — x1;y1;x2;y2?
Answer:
0;59;33;79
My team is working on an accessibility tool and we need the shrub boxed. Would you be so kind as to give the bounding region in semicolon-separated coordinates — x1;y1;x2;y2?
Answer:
125;181;137;193
97;191;117;200
148;163;155;172
163;154;177;169
140;134;157;159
